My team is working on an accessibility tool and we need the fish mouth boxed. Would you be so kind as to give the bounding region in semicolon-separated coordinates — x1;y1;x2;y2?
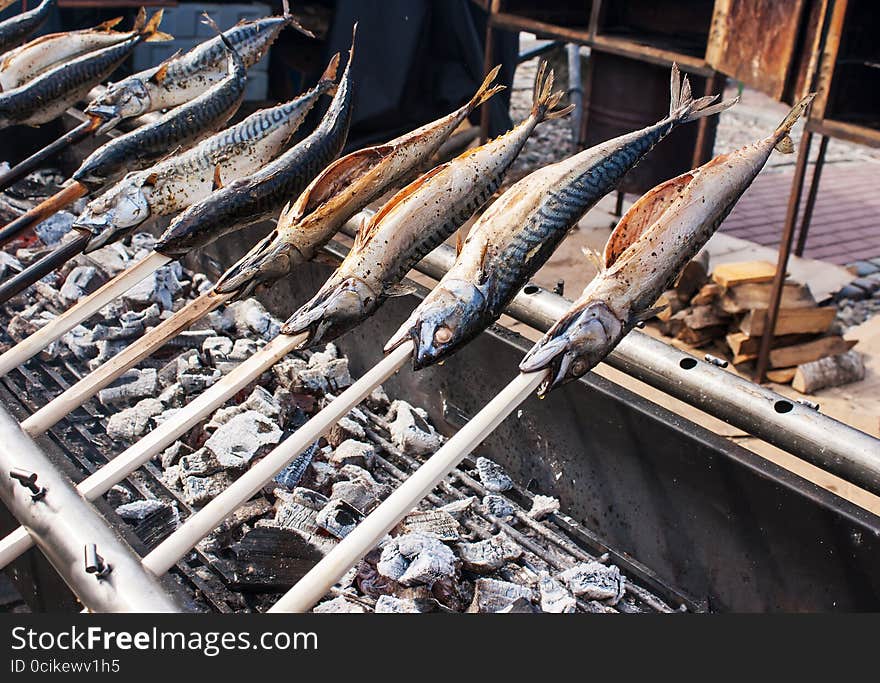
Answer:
86;106;123;135
280;277;377;349
214;233;302;299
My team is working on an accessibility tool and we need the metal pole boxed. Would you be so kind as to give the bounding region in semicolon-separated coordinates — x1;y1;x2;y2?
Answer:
794;134;829;257
567;43;583;143
0;406;184;612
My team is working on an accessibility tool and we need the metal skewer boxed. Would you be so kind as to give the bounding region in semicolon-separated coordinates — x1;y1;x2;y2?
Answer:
269;367;547;613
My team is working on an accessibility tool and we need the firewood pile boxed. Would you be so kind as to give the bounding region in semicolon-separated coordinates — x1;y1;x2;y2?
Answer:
651;257;865;394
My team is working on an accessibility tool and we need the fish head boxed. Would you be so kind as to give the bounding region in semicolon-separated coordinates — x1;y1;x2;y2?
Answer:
214;231;303;299
86;79;151;134
76;175;151;252
281;277;378;348
519;301;623;396
385;279;487;370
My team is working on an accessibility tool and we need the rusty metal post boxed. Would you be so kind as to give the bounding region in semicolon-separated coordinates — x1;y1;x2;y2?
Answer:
754;130;813;382
794;134;829;257
479;1;500;144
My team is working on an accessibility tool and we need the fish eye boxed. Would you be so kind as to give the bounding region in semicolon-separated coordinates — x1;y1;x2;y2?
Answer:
571;359;588;376
433;325;453;344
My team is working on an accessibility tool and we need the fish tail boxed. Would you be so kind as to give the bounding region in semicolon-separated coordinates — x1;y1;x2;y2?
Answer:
772;92;816;154
530;61;575;123
281;0;316;39
669;63;738;123
141;9;173;42
318;52;341;95
468;65;506;110
95;16;124;32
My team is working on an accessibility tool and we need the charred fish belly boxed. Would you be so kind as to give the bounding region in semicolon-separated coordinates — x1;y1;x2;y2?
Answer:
72;35;248;189
386;65;737;369
152;29;358;259
520;95;815;395
86;13;309;134
0;0;53;55
279;63;570;349
75;55;339;252
213;64;506;298
0;10;168;128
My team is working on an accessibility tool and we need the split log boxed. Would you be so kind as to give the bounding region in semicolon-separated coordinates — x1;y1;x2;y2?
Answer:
725;331;814;357
766;367;797;384
673;249;710;301
683;305;730;331
719;282;815;314
678;324;727;347
792;350;866;394
740;306;836;336
712;260;778;288
691;282;722;306
768;336;856;369
653;290;681;321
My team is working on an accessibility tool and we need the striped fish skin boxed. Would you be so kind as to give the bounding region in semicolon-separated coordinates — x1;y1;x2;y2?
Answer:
72;39;247;189
152;35;356;258
386;65;736;370
520;95;815;395
212;65;505;299
0;11;165;128
76;64;337;252
0;16;138;91
85;15;305;134
0;0;53;55
280;63;568;349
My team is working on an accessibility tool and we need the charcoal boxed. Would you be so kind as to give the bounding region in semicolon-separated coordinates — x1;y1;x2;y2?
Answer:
205;404;244;431
329;439;375;468
91;304;161;341
157;383;184;407
229;337;259;360
178;448;223;478
559;562;625;605
34;210;74;245
178;363;221;395
538;572;577;613
314;358;351;391
456;533;522;573
273;357;328;394
388;400;442;455
326;415;366;447
468;578;534;613
294;367;329;394
482;494;515;521
0;251;21;278
105;485;133;508
206;307;236;334
117;500;180;549
528;494;560;520
61;324;96;361
439;496;477;519
59;266;102;302
115;499;169;522
182;471;235;507
337;464;389;500
242;385;281;419
202;335;233;357
378;533;457;587
160;441;192;469
475;457;513;493
228;527;324;589
308;460;337;491
201;497;273;553
497;597;539;613
330;479;379;513
316;499;364;539
228;299;280;340
203;411;283;469
313;596;366;614
123;261;184;311
273;499;320;535
365;384;390;411
291;487;329;510
106;398;164;441
152;407;180;427
192;272;213;295
374;595;421;613
88;339;129;370
274;442;319;489
82;242;130;276
162;329;216;351
399;510;461;542
7;308;52;342
307;343;337;364
129;232;157;254
98;368;159;409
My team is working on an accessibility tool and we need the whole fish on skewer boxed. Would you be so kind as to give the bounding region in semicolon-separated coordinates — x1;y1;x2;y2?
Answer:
279;63;570;347
214;65;506;298
74;53;340;252
153;27;357;259
521;95;815;395
385;65;737;368
0;0;53;55
86;12;311;135
0;9;169;128
0;13;168;92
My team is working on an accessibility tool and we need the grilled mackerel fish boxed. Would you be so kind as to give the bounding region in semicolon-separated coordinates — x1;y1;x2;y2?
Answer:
75;54;339;252
0;0;53;55
152;28;357;259
521;95;815;395
0;10;169;128
0;13;169;92
86;13;310;135
385;65;737;369
214;65;505;298
71;32;247;189
279;63;570;348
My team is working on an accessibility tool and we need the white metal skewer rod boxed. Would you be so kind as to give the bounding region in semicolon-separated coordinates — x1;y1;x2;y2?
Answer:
269;368;547;613
142;341;415;576
0;251;171;378
0;330;307;569
21;290;231;436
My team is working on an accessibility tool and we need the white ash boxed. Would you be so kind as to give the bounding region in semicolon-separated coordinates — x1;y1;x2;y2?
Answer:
559;562;625;605
88;339;129;369
307;345;337;367
59;265;102;303
242;385;281;420
160;441;191;469
98;368;159;409
228;299;281;341
387;400;443;455
80;242;131;276
399;510;461;542
528;494;560;520
538;572;577;613
123;261;185;311
374;595;421;613
476;457;513;493
177;353;221;394
203;411;283;469
151;407;180;427
329;439;376;468
106;398;164;441
115;498;172;522
192;272;214;295
34;210;75;246
456;533;522;573
482;494;515;521
204;404;244;431
61;324;97;361
316;499;364;539
178;448;223;478
377;533;457;587
182;471;235;507
157;383;184;407
161;464;181;489
468;578;534;613
90;304;161;341
314;358;351;391
312;596;366;614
